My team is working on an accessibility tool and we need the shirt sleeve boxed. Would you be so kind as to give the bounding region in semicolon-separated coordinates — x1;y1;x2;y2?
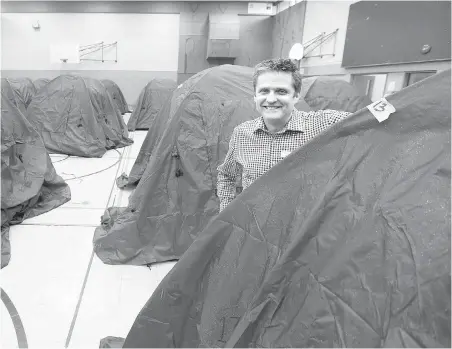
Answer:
217;128;240;212
323;109;353;125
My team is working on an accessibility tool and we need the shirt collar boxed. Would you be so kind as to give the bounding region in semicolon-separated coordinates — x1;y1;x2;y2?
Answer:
253;108;304;134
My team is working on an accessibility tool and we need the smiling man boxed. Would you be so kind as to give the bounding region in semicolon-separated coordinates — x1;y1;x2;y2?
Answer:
217;58;352;211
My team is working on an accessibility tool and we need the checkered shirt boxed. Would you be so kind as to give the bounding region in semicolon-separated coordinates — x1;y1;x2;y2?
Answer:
217;108;352;211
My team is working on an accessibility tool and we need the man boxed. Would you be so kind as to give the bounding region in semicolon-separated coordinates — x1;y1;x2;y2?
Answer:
217;58;352;211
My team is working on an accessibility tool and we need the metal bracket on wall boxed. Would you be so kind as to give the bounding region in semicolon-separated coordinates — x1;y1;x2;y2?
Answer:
303;29;338;59
79;41;118;63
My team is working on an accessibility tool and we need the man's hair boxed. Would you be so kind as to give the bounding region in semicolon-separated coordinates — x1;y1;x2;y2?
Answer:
253;58;302;95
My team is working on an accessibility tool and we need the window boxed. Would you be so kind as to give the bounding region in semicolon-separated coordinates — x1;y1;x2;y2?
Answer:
405;71;436;87
352;74;388;102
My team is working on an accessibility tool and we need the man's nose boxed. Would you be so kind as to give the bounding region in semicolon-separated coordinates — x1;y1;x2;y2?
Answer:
266;91;277;103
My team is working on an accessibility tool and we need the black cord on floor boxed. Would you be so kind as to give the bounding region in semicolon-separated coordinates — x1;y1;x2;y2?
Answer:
64;149;122;181
52;155;71;163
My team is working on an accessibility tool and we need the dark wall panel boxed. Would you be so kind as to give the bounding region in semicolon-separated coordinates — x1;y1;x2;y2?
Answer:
235;15;273;67
271;1;307;59
342;1;451;68
178;3;272;77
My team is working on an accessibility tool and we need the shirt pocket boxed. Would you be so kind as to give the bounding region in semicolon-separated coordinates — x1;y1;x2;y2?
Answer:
277;133;305;160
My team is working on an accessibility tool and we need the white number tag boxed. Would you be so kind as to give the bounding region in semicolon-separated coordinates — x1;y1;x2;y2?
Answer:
367;98;396;122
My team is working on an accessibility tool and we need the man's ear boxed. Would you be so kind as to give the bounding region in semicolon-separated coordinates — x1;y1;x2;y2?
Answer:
293;92;300;103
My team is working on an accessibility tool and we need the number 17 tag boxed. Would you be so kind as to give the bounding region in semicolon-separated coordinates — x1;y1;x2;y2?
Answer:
367;97;396;123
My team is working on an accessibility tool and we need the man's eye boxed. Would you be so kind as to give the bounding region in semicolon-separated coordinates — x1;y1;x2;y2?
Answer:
277;90;288;94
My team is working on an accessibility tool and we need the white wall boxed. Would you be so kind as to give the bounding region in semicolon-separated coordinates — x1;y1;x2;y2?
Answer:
1;13;180;71
370;74;387;102
277;0;305;13
301;0;356;67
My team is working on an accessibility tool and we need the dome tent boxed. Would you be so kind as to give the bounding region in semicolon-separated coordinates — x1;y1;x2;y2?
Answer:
33;78;50;91
101;79;130;115
83;77;133;149
102;70;450;348
1;78;27;115
116;71;311;190
126;78;177;131
1;89;71;268
6;77;37;109
26;75;133;157
301;76;372;112
94;64;261;265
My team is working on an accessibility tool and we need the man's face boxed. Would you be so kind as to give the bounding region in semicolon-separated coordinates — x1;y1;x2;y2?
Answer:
254;71;300;124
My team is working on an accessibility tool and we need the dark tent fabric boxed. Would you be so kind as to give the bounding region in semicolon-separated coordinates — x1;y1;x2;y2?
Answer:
101;79;130;115
1;78;27;115
302;76;372;113
6;77;37;109
115;92;174;189
105;70;451;348
294;97;312;112
83;77;133;149
1;90;71;268
126;78;177;131
99;336;125;348
33;78;50;91
26;75;132;157
94;65;261;265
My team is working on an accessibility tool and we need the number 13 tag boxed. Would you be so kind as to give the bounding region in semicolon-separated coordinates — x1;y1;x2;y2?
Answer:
367;98;396;123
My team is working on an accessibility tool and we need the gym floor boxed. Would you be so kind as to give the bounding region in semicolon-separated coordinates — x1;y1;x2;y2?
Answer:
1;114;176;348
